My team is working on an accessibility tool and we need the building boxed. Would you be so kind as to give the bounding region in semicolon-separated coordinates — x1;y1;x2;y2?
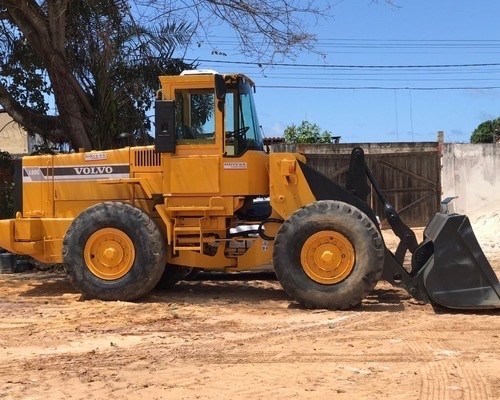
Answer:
0;110;29;154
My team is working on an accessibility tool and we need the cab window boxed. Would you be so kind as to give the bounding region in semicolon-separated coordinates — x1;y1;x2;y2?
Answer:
175;89;215;144
224;82;264;157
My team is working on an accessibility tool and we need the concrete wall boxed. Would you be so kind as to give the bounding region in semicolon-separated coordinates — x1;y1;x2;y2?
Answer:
0;111;29;154
272;142;438;155
441;143;500;214
273;141;499;216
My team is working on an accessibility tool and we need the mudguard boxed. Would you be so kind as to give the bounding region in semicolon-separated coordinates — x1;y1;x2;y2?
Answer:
418;212;500;309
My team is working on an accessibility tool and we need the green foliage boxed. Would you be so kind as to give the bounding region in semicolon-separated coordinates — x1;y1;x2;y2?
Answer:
0;1;193;150
470;117;500;143
283;120;334;144
0;150;13;219
0;181;14;219
67;2;193;148
0;21;51;115
0;1;337;149
30;144;58;155
0;150;12;168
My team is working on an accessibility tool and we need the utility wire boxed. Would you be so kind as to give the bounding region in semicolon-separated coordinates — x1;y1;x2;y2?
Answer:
257;85;500;90
185;58;500;69
184;45;500;91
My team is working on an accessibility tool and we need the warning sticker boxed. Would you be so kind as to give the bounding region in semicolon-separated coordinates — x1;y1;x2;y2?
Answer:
262;240;269;251
84;152;107;161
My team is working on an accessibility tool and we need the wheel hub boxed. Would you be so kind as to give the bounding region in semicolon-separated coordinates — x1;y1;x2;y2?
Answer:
84;228;135;280
300;230;355;284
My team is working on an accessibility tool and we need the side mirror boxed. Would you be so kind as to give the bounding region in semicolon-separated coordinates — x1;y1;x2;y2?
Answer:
215;74;226;103
155;100;176;153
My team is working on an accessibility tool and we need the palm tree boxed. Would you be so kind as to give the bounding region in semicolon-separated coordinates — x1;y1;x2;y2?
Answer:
0;0;193;150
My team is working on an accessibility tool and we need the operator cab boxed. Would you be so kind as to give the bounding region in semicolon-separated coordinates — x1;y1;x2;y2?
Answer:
154;70;269;197
155;70;264;156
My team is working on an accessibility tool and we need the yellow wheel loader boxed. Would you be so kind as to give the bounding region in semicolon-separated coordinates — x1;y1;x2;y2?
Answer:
0;70;499;310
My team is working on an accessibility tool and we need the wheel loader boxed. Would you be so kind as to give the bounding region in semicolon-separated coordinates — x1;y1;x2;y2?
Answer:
0;70;499;310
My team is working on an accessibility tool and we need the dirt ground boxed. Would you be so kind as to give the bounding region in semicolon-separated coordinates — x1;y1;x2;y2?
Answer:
1;226;499;400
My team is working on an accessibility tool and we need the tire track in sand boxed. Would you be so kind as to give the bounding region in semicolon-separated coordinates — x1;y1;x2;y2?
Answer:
418;360;492;400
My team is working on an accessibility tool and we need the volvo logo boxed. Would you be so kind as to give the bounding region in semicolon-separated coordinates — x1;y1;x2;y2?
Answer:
74;166;114;175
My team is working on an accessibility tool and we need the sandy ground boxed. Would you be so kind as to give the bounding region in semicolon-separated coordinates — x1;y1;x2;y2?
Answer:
1;212;499;400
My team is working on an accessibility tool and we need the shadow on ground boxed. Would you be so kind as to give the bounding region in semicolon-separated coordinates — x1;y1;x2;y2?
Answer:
10;271;418;312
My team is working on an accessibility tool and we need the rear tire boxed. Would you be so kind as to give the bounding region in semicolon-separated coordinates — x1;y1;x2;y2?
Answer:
273;200;384;310
63;202;166;301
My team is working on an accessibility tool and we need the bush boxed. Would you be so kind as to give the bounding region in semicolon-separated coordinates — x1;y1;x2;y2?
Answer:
470;118;500;143
283;120;334;144
0;150;14;219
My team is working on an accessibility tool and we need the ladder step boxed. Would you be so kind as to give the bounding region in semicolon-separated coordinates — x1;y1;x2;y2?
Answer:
174;226;202;232
174;245;202;251
173;218;203;253
166;206;224;211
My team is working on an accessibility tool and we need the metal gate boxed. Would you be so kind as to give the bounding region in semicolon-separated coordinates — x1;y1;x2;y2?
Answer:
274;143;441;228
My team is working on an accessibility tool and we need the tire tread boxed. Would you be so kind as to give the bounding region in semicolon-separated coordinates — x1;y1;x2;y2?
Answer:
273;200;384;310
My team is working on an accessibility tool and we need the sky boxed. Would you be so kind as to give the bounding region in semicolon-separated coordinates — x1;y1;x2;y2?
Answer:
180;0;500;144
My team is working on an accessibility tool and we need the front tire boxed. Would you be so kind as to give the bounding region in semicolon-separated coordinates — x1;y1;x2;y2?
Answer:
273;200;384;310
63;202;166;301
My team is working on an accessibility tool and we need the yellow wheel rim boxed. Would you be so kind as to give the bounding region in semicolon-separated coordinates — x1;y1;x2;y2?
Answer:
84;228;135;280
300;230;355;284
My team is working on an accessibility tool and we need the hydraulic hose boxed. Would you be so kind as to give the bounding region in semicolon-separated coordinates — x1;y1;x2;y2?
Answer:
258;218;284;241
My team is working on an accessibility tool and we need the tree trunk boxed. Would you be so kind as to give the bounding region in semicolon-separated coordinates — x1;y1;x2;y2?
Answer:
2;0;94;151
48;69;93;151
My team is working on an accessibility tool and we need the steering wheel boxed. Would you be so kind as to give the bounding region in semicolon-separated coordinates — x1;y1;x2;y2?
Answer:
227;126;249;141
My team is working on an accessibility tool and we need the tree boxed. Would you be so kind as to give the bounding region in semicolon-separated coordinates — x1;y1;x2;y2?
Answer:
470;117;500;143
0;1;395;150
144;0;330;61
0;1;332;151
156;1;396;61
0;149;13;218
283;120;334;144
0;1;195;150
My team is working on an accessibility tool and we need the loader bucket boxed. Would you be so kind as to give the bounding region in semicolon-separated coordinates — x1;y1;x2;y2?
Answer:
418;212;500;310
